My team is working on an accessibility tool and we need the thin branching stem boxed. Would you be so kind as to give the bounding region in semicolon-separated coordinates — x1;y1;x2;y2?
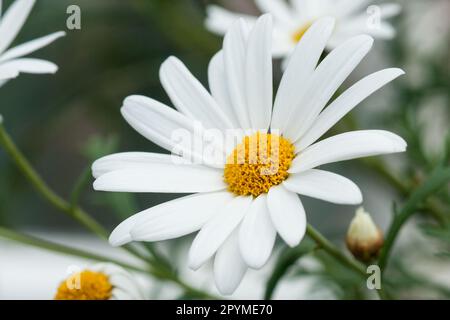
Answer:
378;165;450;271
0;122;214;299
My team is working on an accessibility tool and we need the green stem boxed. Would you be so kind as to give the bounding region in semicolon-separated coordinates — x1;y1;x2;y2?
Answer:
306;224;366;276
0;227;148;273
0;227;216;299
0;122;215;299
361;158;448;225
306;224;388;299
0;123;107;239
378;165;450;271
0;122;152;263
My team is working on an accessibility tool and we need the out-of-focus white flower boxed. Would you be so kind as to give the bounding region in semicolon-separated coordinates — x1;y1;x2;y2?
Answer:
0;0;65;86
54;263;145;300
402;0;449;59
92;15;406;295
206;0;400;64
346;207;384;262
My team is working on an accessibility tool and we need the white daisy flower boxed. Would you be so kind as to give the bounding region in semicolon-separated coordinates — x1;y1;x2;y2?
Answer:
206;0;401;62
54;263;145;300
0;0;65;87
93;15;406;295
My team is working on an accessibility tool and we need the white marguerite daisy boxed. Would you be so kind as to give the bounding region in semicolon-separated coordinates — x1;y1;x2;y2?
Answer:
0;0;65;87
92;15;406;295
54;263;145;300
206;0;401;63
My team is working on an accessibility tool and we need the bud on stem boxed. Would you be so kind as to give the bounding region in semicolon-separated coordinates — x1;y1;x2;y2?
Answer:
346;207;384;262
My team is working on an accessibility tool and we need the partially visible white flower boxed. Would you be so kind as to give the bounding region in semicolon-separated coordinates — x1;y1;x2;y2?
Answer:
402;0;449;59
54;263;145;300
205;0;400;63
0;0;65;86
93;15;406;295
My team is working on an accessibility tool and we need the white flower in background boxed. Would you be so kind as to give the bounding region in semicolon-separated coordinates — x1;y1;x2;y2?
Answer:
0;0;65;86
206;0;400;63
54;263;144;300
92;15;406;295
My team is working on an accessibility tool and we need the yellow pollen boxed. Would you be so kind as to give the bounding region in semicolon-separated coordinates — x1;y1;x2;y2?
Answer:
54;270;113;300
291;22;313;43
224;132;295;197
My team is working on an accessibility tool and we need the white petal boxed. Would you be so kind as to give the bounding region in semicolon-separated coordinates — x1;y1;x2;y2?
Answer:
245;14;273;130
111;288;133;300
367;23;396;39
239;194;276;268
121;95;225;166
267;185;306;247
0;58;58;74
109;192;232;246
90;262;129;276
188;196;252;270
254;0;295;28
283;169;362;204
0;0;35;54
223;18;252;129
205;5;256;35
290;130;407;173
335;0;372;17
0;65;19;80
296;68;405;150
0;31;65;62
214;230;247;295
109;273;144;300
271;18;335;131
92;152;188;178
208;51;240;127
159;56;233;130
130;192;233;242
93;164;225;193
284;35;374;142
379;3;402;19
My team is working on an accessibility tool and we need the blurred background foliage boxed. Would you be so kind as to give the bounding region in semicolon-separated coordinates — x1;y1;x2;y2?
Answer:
0;0;449;299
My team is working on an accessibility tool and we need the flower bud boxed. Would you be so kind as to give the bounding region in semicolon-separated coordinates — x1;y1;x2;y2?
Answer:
346;207;384;262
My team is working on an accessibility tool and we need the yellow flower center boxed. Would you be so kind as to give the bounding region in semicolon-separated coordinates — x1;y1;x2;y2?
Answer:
54;270;113;300
291;22;313;43
224;132;295;197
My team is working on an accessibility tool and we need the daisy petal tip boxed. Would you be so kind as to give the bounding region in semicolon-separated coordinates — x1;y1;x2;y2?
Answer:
108;230;132;247
352;191;364;205
187;258;202;271
352;34;374;48
55;30;67;38
285;237;301;248
244;257;265;270
161;55;178;69
388;133;408;152
395;68;406;76
187;249;204;271
258;13;273;24
215;282;236;296
92;178;107;191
